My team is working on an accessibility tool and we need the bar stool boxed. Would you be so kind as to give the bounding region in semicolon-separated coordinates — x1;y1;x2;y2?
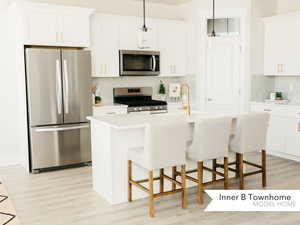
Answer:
127;117;188;217
177;117;233;204
226;112;270;189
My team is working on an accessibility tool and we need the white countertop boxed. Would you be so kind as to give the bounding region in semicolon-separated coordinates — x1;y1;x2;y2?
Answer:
93;103;128;109
87;111;231;130
251;101;300;110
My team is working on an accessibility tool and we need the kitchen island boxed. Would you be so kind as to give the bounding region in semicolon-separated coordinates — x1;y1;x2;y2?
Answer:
87;112;235;205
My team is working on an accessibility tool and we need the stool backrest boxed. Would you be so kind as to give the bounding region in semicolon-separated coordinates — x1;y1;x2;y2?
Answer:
230;112;270;153
144;116;188;170
188;116;233;161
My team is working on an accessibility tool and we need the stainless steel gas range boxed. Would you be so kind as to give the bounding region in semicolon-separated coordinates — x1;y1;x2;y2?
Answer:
113;87;167;114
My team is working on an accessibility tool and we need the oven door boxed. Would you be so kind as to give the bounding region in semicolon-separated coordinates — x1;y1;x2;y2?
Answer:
120;50;160;76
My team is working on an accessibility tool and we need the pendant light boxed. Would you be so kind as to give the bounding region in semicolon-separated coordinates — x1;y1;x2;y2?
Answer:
211;0;216;37
137;0;150;49
141;0;148;32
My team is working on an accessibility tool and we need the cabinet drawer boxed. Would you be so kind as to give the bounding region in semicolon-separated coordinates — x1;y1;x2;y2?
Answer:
93;108;127;116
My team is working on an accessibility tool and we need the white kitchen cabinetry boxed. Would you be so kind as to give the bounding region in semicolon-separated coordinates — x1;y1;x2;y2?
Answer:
91;15;119;77
157;21;188;77
264;14;300;76
22;2;94;47
285;118;300;157
250;102;300;160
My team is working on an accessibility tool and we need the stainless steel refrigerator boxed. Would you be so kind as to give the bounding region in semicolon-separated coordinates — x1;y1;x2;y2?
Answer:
25;48;92;173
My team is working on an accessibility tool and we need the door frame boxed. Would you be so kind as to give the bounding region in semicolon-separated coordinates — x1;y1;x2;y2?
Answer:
195;8;249;113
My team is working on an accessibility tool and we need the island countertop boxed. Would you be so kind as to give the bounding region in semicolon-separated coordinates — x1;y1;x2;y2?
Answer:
87;111;229;130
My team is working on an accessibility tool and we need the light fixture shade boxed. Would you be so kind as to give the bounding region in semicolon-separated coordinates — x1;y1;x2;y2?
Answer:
137;27;152;49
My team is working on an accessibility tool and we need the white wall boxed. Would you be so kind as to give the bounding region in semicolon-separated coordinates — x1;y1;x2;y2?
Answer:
0;1;22;167
277;0;300;14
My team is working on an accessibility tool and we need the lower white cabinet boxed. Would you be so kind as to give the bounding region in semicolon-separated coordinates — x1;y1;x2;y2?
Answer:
285;118;300;157
251;102;300;158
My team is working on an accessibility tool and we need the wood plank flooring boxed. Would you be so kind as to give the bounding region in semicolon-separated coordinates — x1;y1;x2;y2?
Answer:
1;153;300;225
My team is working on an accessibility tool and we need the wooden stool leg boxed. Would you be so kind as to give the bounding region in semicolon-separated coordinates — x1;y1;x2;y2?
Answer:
148;170;155;217
172;166;177;191
238;153;244;190
197;161;204;204
262;150;267;188
212;159;217;181
224;157;229;189
159;168;164;193
128;160;132;202
181;165;187;209
235;153;240;178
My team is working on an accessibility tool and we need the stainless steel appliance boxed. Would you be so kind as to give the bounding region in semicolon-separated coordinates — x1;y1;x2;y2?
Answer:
114;87;167;113
25;48;92;173
119;50;160;76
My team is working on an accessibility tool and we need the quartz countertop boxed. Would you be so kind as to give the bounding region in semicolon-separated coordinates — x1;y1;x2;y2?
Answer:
87;111;231;130
93;103;128;109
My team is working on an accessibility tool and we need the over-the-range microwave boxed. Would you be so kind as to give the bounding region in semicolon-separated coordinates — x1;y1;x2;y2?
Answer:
119;50;160;76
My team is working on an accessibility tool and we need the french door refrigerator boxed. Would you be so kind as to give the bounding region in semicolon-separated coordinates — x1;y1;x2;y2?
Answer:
25;48;92;173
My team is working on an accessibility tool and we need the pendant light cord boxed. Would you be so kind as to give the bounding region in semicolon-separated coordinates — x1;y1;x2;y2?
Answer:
212;0;216;37
143;0;148;32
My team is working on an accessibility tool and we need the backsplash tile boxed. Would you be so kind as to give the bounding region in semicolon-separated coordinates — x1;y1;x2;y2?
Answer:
251;75;300;104
92;76;190;104
251;75;275;102
274;77;300;105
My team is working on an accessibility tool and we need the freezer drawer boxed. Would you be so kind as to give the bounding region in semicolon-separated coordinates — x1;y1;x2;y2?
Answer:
30;123;91;170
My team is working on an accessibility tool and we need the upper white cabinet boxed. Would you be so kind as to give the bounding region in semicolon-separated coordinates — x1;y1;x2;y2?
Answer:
264;14;300;76
21;2;94;47
91;15;119;77
157;21;188;77
90;14;190;77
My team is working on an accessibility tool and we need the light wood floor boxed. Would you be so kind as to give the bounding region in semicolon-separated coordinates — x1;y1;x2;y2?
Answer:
1;153;300;225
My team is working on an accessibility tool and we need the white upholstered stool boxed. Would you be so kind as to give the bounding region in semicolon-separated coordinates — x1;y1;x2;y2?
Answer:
177;117;233;204
227;112;270;189
127;117;188;217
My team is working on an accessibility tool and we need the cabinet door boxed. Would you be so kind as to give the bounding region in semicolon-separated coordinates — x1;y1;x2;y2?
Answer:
91;16;119;77
25;11;59;45
61;14;90;47
266;115;288;153
285;118;300;156
157;21;187;76
264;16;300;76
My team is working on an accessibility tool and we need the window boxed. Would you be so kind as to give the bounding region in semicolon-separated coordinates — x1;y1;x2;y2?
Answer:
207;18;240;37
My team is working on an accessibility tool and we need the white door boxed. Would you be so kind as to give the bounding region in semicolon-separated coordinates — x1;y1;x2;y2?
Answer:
60;14;90;47
205;39;241;113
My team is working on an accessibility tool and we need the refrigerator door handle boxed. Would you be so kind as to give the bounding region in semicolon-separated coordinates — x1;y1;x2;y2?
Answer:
63;59;70;114
34;124;89;132
56;59;62;114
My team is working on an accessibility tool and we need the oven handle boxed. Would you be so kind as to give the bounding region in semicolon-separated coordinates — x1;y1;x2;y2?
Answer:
152;55;156;71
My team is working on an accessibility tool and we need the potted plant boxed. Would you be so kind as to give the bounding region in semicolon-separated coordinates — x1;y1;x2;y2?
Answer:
159;80;166;100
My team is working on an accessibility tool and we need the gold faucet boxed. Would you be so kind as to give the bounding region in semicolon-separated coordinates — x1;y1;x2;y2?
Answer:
181;83;191;116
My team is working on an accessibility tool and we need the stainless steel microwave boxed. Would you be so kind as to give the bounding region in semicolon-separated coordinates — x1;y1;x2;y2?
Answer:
119;50;160;76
